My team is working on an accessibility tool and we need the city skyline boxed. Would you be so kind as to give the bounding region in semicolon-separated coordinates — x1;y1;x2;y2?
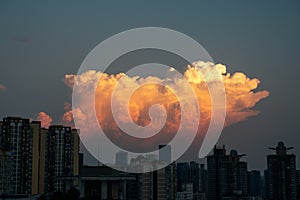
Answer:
1;115;299;199
1;1;299;170
1;115;299;173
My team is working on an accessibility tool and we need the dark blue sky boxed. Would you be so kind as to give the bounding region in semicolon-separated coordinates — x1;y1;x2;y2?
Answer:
0;1;299;170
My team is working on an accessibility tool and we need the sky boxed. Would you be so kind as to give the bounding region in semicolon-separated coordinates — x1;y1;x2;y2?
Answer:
0;1;299;170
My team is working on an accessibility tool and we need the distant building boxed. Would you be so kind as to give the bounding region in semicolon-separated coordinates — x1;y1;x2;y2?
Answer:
176;161;204;194
199;164;207;194
176;183;193;200
177;162;190;192
190;161;200;193
265;142;297;200
0;117;41;195
159;144;171;164
44;125;79;193
145;154;158;162
297;170;300;200
115;151;128;166
207;145;227;200
248;170;262;197
207;146;248;200
140;163;176;200
176;162;207;200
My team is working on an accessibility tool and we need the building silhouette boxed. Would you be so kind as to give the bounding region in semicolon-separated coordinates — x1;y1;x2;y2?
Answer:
199;163;207;195
297;170;300;200
0;117;80;197
207;145;226;200
177;162;190;192
0;117;41;195
190;161;200;194
115;151;128;167
247;170;262;197
159;144;171;164
176;183;193;200
176;162;207;199
207;146;248;200
265;141;297;200
44;125;79;193
140;163;176;200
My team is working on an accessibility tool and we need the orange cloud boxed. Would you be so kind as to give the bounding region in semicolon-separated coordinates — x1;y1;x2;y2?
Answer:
63;61;269;153
62;108;86;126
36;112;53;128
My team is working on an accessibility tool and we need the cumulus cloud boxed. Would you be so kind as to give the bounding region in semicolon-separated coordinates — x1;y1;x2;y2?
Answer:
0;84;7;91
36;112;53;128
62;61;269;153
62;107;87;126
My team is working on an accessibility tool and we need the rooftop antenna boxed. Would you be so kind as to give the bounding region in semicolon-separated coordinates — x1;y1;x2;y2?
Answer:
268;142;294;155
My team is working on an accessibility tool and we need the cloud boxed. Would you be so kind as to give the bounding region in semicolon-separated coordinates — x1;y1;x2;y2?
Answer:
0;84;7;91
62;108;87;126
63;61;269;153
36;112;53;128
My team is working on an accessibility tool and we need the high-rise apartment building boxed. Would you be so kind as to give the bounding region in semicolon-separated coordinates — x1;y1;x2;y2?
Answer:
207;146;248;200
0;117;40;195
176;161;203;195
190;161;200;194
0;117;80;196
248;170;262;197
177;162;190;192
44;125;79;193
265;142;297;200
140;163;176;200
